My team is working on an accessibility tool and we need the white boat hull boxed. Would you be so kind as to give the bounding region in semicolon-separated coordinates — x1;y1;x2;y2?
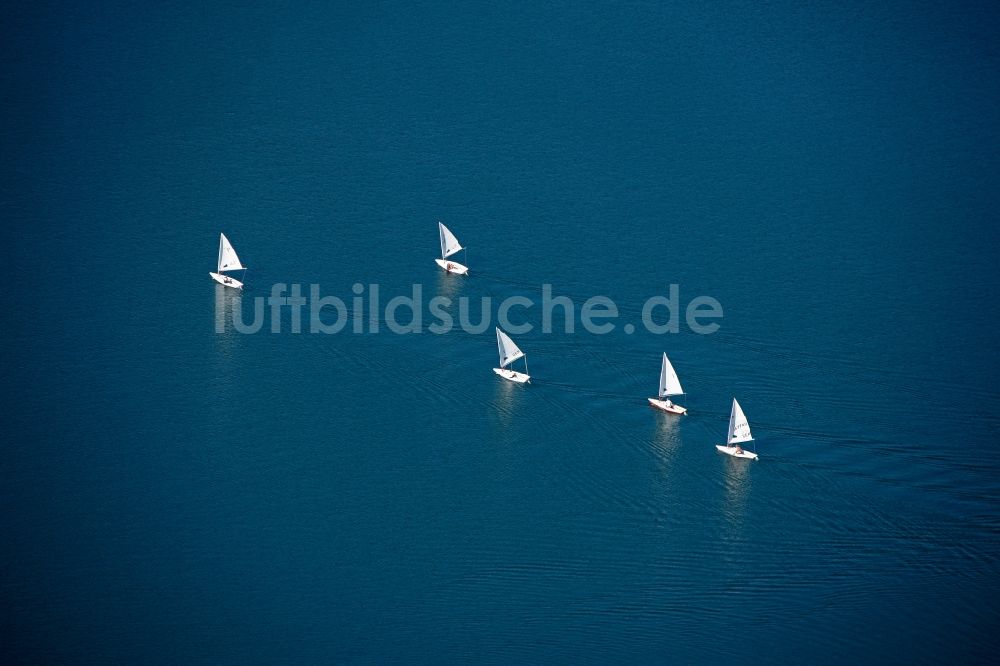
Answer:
210;272;243;290
494;367;530;383
435;258;469;275
647;398;687;414
716;445;758;460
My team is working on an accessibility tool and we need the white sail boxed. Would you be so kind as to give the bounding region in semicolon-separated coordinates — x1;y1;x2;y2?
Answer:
658;353;684;397
218;233;245;272
496;327;524;367
727;398;753;444
439;222;463;259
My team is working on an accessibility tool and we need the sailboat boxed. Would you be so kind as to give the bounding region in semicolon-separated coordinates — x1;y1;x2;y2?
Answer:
494;327;530;383
647;353;687;414
435;222;469;275
716;398;758;460
209;233;246;289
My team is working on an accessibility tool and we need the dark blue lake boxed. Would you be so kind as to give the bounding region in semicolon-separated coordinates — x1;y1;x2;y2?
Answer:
3;1;999;662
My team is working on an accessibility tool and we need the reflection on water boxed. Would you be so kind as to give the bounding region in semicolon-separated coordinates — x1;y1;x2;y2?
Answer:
434;267;467;303
489;374;524;428
214;284;228;333
649;411;682;477
720;454;753;543
213;285;241;358
210;285;247;433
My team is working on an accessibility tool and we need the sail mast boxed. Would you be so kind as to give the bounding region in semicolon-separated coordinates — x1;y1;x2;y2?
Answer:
727;398;753;444
659;353;683;398
496;327;524;368
218;234;245;273
659;354;668;398
439;222;463;260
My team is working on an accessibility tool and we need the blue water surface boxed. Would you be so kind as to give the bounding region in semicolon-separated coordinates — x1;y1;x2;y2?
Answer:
2;1;999;662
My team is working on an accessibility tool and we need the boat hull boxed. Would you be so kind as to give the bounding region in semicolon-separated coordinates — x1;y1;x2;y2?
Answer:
494;367;530;383
210;272;243;290
716;444;758;460
647;398;687;414
435;258;469;275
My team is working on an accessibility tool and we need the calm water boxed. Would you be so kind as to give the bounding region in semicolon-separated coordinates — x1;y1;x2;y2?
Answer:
3;1;1000;662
